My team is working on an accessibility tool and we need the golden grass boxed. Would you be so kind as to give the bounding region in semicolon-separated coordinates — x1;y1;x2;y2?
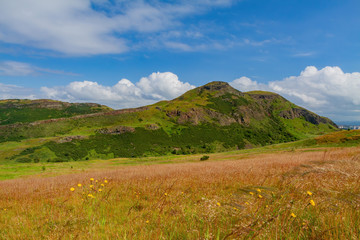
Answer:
1;147;360;239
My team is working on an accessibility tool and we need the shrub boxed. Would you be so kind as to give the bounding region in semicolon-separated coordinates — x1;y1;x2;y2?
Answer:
200;155;210;161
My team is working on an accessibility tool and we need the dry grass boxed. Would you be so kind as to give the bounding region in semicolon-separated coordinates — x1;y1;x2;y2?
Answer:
1;147;360;239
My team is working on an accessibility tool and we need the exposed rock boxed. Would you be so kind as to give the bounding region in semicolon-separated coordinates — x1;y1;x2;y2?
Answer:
97;126;135;135
57;135;85;143
279;108;337;126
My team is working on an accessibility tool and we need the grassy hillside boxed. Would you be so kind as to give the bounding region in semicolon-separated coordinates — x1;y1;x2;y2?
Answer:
0;99;112;125
0;82;338;163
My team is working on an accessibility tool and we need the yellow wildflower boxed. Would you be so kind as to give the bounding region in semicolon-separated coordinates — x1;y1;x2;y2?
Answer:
146;220;149;224
309;199;315;206
70;187;75;192
164;193;168;196
249;192;254;195
101;184;105;187
98;189;103;192
104;180;108;183
256;188;261;193
90;185;94;188
245;202;249;205
90;178;94;181
88;194;95;198
217;202;221;206
77;183;82;187
258;194;263;199
291;213;296;218
95;180;98;183
307;191;313;196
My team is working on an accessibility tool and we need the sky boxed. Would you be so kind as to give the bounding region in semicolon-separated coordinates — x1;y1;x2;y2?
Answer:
0;0;360;122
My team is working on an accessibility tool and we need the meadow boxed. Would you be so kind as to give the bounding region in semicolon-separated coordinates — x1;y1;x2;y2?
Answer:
1;143;359;239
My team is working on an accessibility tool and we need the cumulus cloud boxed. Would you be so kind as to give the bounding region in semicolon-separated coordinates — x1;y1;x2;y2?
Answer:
137;72;194;99
230;66;360;121
0;0;238;55
230;76;269;92
0;61;79;76
41;72;195;108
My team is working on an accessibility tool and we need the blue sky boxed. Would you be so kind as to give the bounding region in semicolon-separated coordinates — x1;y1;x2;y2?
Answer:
0;0;360;122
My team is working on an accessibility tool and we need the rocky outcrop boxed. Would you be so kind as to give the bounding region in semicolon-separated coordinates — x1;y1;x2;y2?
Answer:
279;108;337;127
96;126;135;135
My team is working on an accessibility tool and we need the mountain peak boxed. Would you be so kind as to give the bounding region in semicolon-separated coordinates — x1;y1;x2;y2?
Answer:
195;81;241;97
200;81;235;92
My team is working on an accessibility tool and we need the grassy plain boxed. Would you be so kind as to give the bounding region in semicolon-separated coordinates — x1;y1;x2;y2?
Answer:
1;137;360;239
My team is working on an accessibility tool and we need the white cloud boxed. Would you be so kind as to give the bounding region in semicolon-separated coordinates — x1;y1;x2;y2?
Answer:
0;83;37;99
41;72;195;108
0;0;238;55
293;52;316;57
230;66;360;121
0;61;35;76
230;76;269;92
137;72;195;99
0;61;78;76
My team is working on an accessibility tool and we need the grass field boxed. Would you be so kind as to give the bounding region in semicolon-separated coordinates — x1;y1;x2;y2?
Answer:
1;144;360;239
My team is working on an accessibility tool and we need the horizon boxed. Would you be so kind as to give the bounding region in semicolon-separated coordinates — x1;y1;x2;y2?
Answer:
1;0;360;122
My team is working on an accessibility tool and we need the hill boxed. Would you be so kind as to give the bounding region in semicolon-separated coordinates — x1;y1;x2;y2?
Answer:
0;81;337;162
0;99;112;125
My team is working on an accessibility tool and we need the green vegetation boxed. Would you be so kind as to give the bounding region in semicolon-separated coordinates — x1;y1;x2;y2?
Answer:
206;93;249;115
0;99;111;125
9;121;297;162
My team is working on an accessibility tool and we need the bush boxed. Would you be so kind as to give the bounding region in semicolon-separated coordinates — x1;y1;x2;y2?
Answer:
16;157;32;163
200;155;210;161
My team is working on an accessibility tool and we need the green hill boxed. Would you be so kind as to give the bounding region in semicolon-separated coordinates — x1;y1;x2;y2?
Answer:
0;99;112;125
0;82;337;163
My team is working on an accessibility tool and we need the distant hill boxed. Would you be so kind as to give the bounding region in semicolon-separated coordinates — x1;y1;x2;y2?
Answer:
0;81;337;163
0;99;112;125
